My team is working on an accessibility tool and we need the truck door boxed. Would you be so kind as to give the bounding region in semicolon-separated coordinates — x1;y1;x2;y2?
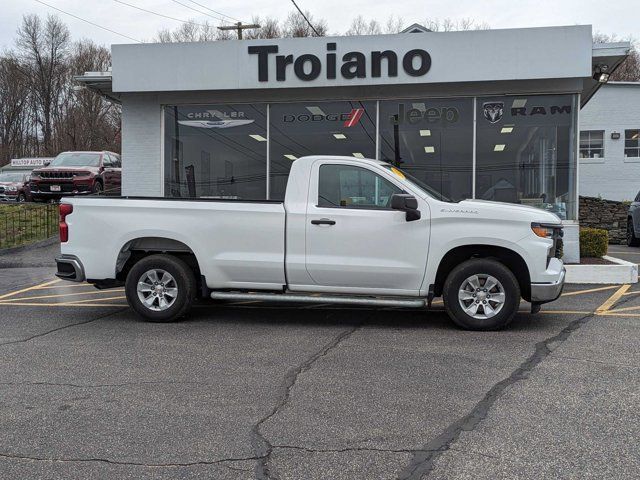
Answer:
304;161;430;295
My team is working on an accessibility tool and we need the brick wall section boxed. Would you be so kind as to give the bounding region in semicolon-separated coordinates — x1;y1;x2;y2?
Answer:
121;94;163;197
579;196;629;244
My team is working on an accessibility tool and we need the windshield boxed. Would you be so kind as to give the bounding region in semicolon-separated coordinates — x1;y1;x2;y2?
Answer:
50;152;101;167
0;172;25;182
382;164;453;202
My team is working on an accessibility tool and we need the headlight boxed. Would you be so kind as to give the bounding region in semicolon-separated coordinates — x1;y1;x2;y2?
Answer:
531;222;559;238
7;186;17;192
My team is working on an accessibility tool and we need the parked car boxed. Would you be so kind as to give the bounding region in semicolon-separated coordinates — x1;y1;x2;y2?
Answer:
30;151;121;202
627;191;640;246
0;170;32;202
55;155;565;331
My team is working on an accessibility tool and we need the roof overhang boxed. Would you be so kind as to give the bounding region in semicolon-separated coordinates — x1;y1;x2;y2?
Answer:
74;71;119;103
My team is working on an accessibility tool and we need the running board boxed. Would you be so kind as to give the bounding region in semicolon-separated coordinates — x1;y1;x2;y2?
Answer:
210;291;427;308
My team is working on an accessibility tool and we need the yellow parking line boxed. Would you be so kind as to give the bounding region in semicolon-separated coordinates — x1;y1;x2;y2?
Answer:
539;310;591;314
595;285;630;314
622;290;640;296
0;289;125;302
561;285;619;297
0;302;127;307
34;283;96;290
0;279;61;301
59;295;126;304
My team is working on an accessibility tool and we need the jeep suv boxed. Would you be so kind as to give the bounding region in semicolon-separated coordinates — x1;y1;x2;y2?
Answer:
30;151;121;202
0;170;32;202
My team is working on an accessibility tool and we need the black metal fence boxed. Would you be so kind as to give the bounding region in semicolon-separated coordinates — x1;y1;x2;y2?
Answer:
0;203;58;249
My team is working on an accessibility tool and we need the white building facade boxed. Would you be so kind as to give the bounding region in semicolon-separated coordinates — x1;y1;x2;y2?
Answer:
579;82;640;201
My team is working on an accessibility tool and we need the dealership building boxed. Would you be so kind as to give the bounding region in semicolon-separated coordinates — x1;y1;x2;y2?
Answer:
78;25;629;263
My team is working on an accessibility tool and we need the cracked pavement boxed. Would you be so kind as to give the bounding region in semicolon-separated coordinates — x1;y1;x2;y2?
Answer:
0;242;639;478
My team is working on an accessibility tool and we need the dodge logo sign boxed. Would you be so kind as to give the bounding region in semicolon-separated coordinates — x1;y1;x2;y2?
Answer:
483;102;504;124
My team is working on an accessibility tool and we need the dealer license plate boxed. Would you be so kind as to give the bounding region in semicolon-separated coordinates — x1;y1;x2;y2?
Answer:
50;185;61;192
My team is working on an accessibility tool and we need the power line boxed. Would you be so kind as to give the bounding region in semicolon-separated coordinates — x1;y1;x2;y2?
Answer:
290;0;319;36
183;0;243;23
34;0;143;43
168;0;230;24
113;0;208;27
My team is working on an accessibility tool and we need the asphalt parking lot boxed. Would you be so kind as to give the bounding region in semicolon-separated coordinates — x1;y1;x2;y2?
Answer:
0;242;639;479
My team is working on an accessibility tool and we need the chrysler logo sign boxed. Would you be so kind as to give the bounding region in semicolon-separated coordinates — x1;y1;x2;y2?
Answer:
248;43;431;82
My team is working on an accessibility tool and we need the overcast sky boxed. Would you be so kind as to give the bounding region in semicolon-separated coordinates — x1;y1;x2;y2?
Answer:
1;0;637;50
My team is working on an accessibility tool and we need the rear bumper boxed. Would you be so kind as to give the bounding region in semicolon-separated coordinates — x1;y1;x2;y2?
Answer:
530;266;566;304
55;255;85;282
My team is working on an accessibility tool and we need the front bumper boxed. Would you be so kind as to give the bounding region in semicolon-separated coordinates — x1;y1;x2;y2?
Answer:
530;266;566;303
55;255;85;282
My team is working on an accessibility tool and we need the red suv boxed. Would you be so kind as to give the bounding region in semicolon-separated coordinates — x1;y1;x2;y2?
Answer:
30;151;121;202
0;170;32;202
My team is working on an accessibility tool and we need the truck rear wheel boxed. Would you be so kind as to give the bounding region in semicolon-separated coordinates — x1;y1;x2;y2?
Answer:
125;254;196;322
443;258;520;331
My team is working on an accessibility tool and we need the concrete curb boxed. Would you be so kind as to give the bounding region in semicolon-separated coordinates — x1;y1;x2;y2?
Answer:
565;255;639;284
0;236;59;256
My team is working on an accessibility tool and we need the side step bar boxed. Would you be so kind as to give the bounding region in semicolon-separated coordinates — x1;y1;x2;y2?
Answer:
210;291;427;308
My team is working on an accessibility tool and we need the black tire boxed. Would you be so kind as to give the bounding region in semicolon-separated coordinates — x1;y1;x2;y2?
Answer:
443;258;520;331
92;181;103;195
125;254;196;322
16;193;26;202
627;218;640;247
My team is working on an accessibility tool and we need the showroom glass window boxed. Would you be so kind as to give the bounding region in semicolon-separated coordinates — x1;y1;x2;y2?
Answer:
269;101;377;200
378;98;473;202
625;129;640;158
475;95;578;220
164;104;267;199
579;130;605;159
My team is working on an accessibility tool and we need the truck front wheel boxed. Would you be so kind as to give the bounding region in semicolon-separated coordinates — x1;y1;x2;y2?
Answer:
125;254;196;322
443;258;520;331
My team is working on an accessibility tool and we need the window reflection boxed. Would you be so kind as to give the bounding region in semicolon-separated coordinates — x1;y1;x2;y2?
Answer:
269;101;377;200
379;98;473;202
164;104;267;199
476;95;577;220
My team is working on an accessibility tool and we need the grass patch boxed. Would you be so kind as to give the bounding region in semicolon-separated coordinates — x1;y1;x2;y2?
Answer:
0;203;58;249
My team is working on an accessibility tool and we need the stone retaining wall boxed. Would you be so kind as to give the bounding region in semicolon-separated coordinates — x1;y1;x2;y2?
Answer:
579;196;629;244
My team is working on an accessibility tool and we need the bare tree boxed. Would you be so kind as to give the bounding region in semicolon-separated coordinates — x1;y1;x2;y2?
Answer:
593;33;640;81
282;10;327;37
422;17;489;32
0;55;31;163
155;20;226;43
345;16;382;36
15;14;70;155
244;16;281;40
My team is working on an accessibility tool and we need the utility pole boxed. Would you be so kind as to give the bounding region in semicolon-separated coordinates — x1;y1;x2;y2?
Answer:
218;22;261;40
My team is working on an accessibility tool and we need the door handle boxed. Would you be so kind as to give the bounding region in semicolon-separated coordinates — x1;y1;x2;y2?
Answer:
311;218;336;226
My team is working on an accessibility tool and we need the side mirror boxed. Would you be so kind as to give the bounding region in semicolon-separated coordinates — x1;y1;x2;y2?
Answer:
391;194;421;222
43;160;51;167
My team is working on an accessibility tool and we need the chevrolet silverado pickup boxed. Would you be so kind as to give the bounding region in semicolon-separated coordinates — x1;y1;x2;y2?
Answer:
55;155;565;331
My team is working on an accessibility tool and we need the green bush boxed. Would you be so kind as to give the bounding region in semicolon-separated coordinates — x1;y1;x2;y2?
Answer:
580;227;608;258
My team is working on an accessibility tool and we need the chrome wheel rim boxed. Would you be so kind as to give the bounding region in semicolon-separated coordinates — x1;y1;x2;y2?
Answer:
458;274;506;320
136;269;178;311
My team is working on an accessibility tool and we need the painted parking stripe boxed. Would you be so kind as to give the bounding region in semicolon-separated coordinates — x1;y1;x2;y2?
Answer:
595;284;631;314
561;285;619;297
0;289;125;303
0;279;61;301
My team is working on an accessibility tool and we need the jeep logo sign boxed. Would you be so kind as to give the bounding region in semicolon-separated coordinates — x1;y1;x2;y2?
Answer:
248;43;432;82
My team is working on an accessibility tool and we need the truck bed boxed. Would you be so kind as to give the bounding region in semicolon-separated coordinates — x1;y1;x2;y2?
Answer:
61;196;287;290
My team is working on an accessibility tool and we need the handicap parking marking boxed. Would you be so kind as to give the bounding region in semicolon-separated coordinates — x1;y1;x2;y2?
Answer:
595;284;632;314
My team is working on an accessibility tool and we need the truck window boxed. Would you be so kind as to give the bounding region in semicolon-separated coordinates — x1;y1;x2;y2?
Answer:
318;164;402;209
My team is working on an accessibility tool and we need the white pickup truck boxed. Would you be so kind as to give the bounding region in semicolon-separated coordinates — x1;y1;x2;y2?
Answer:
55;155;565;331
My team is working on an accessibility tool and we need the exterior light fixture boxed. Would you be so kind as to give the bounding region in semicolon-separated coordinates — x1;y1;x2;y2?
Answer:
424;146;435;153
593;64;610;83
501;126;514;134
611;132;621;140
284;154;297;160
249;134;267;142
494;144;506;152
352;152;365;158
419;129;431;136
333;133;347;139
